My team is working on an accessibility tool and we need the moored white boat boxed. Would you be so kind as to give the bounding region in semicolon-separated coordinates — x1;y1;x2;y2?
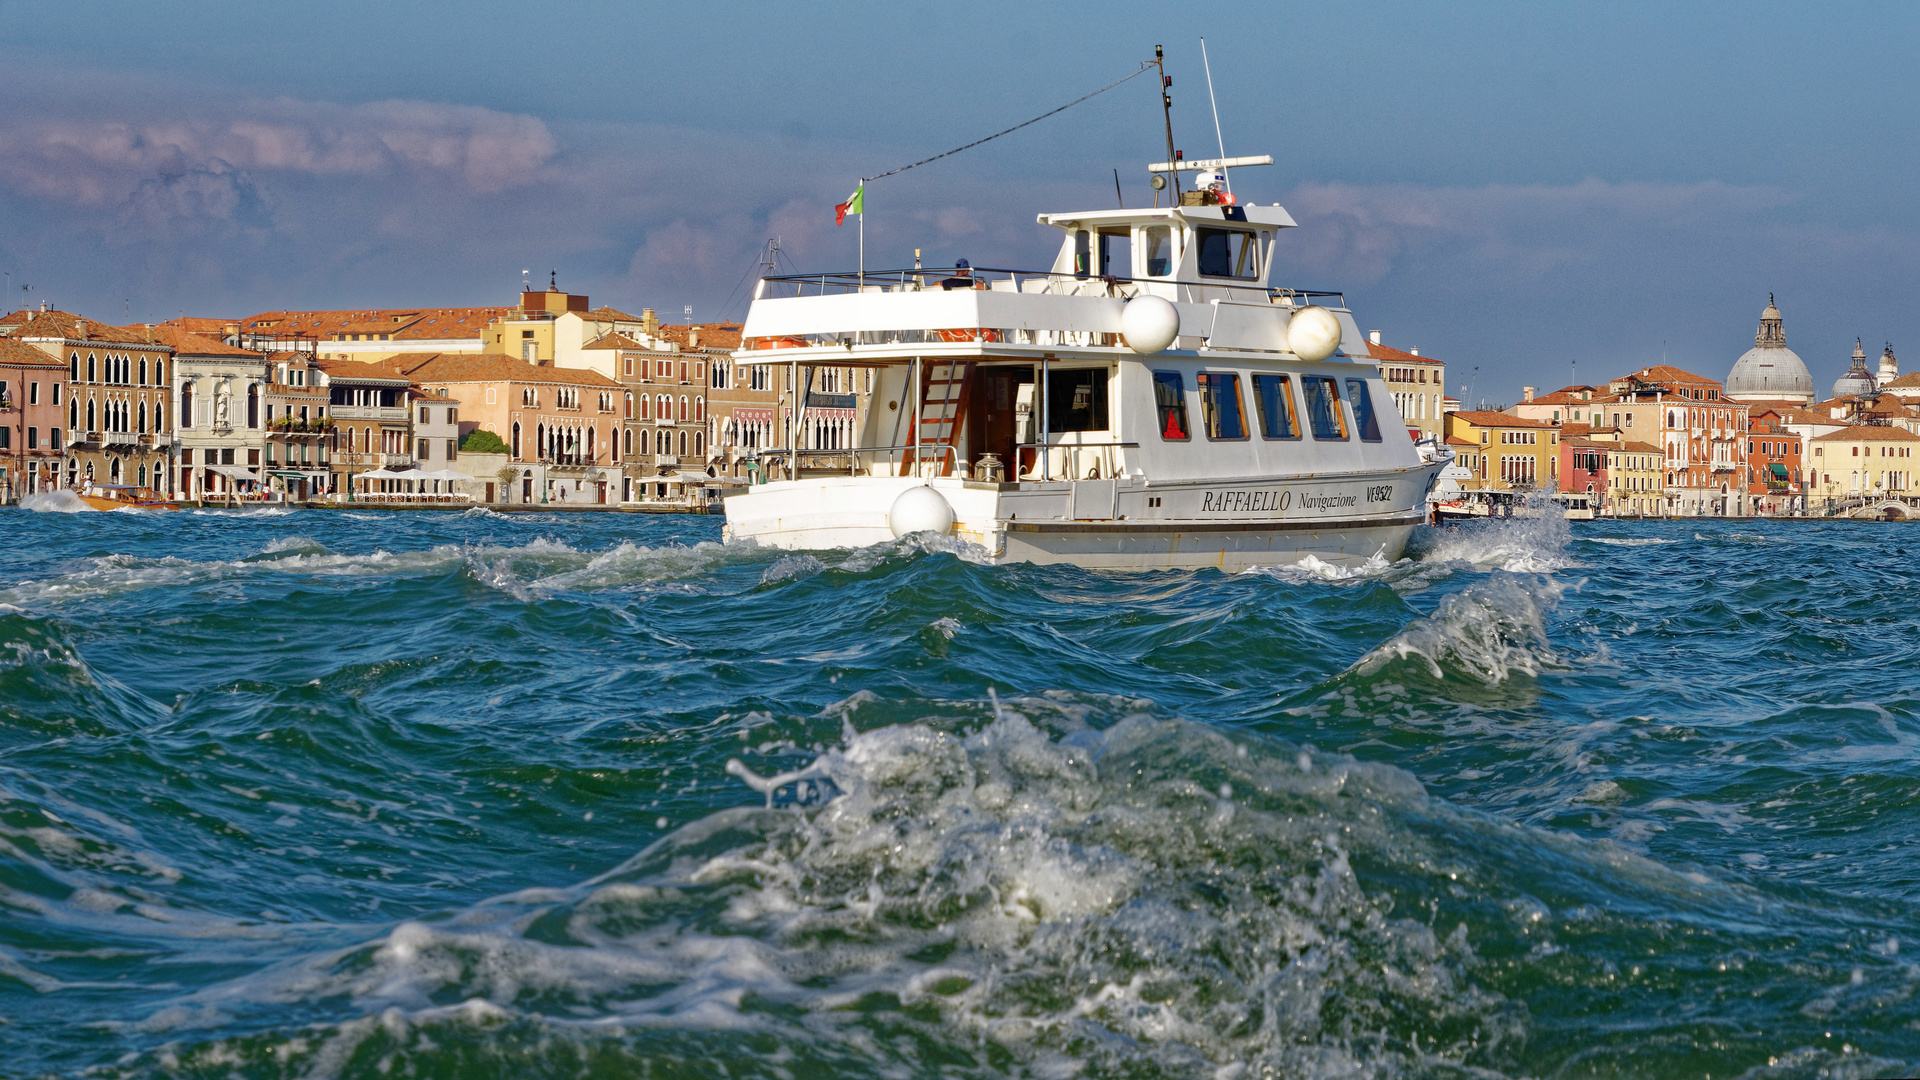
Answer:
723;159;1445;571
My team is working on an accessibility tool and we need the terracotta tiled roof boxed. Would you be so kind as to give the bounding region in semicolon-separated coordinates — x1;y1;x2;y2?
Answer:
656;323;743;350
157;316;236;335
1619;440;1662;454
134;324;263;357
377;352;622;388
1443;435;1477;446
1881;372;1920;389
408;388;457;403
1811;425;1920;442
582;332;664;351
1450;410;1559;428
312;358;413;384
240;307;515;341
1617;364;1721;386
585;305;645;323
0;338;66;368
0;309;158;345
1366;340;1443;364
1560;423;1593;438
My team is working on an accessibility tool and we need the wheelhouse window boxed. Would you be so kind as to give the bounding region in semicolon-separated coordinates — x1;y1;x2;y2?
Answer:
1301;377;1347;440
1073;230;1092;278
1046;368;1109;433
1098;228;1131;279
1196;228;1259;280
1142;226;1174;276
1252;374;1299;439
1153;371;1190;440
1196;372;1248;440
1344;378;1383;442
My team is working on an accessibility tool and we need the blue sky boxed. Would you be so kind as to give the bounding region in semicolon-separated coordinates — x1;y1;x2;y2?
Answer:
1;0;1915;402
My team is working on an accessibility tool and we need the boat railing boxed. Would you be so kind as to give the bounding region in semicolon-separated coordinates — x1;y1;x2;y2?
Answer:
1012;441;1140;482
745;439;1146;482
755;266;1344;309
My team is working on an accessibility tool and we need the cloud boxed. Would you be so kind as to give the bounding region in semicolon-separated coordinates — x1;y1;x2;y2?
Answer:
1277;178;1798;285
0;96;557;225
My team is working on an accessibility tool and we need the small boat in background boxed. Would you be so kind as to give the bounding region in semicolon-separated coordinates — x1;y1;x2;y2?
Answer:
74;483;176;511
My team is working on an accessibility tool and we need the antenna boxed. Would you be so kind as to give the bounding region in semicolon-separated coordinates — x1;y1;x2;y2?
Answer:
1199;38;1230;194
684;305;694;324
1113;168;1124;209
1153;45;1180;197
521;268;530;293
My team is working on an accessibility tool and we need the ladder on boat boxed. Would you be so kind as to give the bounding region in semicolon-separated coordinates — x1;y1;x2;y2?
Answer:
905;360;974;476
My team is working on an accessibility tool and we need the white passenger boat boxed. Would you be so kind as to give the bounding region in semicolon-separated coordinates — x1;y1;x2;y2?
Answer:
723;160;1447;571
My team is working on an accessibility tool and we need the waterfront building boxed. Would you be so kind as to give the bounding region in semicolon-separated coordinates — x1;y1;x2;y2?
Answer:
1806;425;1920;507
1598;365;1748;515
1725;297;1814;405
316;359;414;498
408;389;462;495
1584;428;1665;517
1559;436;1608;504
1;310;179;495
380;352;624;505
261;349;331;501
1365;333;1446;441
144;326;266;501
1443;411;1559;493
1743;408;1805;515
1507;385;1603;427
0;338;69;499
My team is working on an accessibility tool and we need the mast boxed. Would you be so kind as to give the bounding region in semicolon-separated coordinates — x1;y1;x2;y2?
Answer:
1154;45;1180;198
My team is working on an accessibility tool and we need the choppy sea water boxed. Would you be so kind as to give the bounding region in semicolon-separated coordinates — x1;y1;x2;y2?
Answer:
3;504;1919;1079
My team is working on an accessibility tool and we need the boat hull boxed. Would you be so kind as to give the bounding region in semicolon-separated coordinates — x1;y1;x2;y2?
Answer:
723;463;1442;571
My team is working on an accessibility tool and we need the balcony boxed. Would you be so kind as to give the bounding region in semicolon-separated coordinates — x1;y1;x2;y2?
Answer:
269;419;334;437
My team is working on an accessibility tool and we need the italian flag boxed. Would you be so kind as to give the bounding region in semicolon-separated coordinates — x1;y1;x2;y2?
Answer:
835;185;863;226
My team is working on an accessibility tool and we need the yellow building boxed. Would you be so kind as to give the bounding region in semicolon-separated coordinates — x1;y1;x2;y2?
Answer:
1445;410;1559;492
1367;336;1446;441
1806;425;1920;504
1587;429;1665;516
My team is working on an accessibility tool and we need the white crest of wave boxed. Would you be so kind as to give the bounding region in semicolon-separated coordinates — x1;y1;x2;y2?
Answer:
1352;572;1565;685
160;709;1523;1077
1239;549;1397;583
1588;536;1679;547
1415;498;1576;573
19;490;93;513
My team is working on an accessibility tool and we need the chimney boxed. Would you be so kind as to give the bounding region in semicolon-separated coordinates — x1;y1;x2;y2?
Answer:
1367;330;1381;346
641;308;659;335
1408;348;1419;356
689;328;701;349
1522;386;1536;402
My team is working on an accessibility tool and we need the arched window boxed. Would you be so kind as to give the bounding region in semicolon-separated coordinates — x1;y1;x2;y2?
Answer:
585;426;594;461
624;393;633;419
696;397;705;422
139;358;148;385
511;421;521;458
695;432;703;456
624;429;632;456
70;354;80;382
678;429;687;456
139;401;148;433
246;384;259;428
536;423;545;460
155;403;164;432
678;396;688;422
86;399;96;431
181;384;194;428
68;400;77;429
638;396;649;420
153;360;164;385
87;354;96;383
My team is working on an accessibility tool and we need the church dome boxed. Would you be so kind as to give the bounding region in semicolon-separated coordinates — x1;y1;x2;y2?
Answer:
1726;294;1813;403
1832;339;1878;399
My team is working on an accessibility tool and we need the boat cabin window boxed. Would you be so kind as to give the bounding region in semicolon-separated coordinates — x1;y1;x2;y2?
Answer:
1074;230;1092;278
1197;373;1248;440
1344;378;1383;442
1252;375;1299;439
1142;226;1174;277
1196;228;1259;281
1153;371;1190;440
1099;228;1131;279
1301;376;1348;440
1047;368;1109;433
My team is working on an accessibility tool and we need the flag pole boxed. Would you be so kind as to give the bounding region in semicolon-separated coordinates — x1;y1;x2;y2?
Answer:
858;181;865;285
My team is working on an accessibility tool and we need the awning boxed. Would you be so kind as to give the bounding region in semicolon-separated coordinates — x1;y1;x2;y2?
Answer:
357;468;407;480
1768;462;1790;479
416;469;469;482
207;466;262;482
670;472;747;487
